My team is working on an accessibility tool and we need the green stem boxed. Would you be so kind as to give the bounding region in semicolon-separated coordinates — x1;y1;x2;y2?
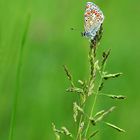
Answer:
76;94;86;140
8;35;24;140
76;115;83;140
8;14;30;140
84;59;107;138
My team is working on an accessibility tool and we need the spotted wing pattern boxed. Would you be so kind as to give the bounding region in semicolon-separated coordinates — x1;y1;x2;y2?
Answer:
84;2;104;40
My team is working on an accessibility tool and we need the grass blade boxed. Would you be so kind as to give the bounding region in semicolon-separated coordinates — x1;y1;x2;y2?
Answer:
88;130;99;140
8;14;31;140
101;94;127;100
95;106;116;123
103;73;123;80
104;122;126;133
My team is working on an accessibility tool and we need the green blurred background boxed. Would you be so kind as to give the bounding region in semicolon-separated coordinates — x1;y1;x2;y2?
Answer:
0;0;140;139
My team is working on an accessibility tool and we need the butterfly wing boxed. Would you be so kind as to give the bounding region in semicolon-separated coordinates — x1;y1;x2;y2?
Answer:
84;2;104;39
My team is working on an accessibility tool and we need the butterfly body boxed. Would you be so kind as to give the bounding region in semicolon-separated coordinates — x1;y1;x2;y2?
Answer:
84;2;104;40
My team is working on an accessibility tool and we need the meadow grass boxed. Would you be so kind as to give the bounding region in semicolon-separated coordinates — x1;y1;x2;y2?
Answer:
53;26;126;140
8;14;31;140
0;0;139;140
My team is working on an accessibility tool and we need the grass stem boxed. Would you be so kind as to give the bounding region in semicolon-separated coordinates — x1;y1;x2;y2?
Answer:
84;55;107;137
8;14;31;140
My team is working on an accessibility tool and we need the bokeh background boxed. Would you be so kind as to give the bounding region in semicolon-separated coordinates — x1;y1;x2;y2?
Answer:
0;0;140;140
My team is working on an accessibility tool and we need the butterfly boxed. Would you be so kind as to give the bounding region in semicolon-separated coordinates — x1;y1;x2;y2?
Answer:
83;2;104;40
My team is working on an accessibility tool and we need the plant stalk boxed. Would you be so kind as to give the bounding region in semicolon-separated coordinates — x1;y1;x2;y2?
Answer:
84;46;107;138
8;14;30;140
